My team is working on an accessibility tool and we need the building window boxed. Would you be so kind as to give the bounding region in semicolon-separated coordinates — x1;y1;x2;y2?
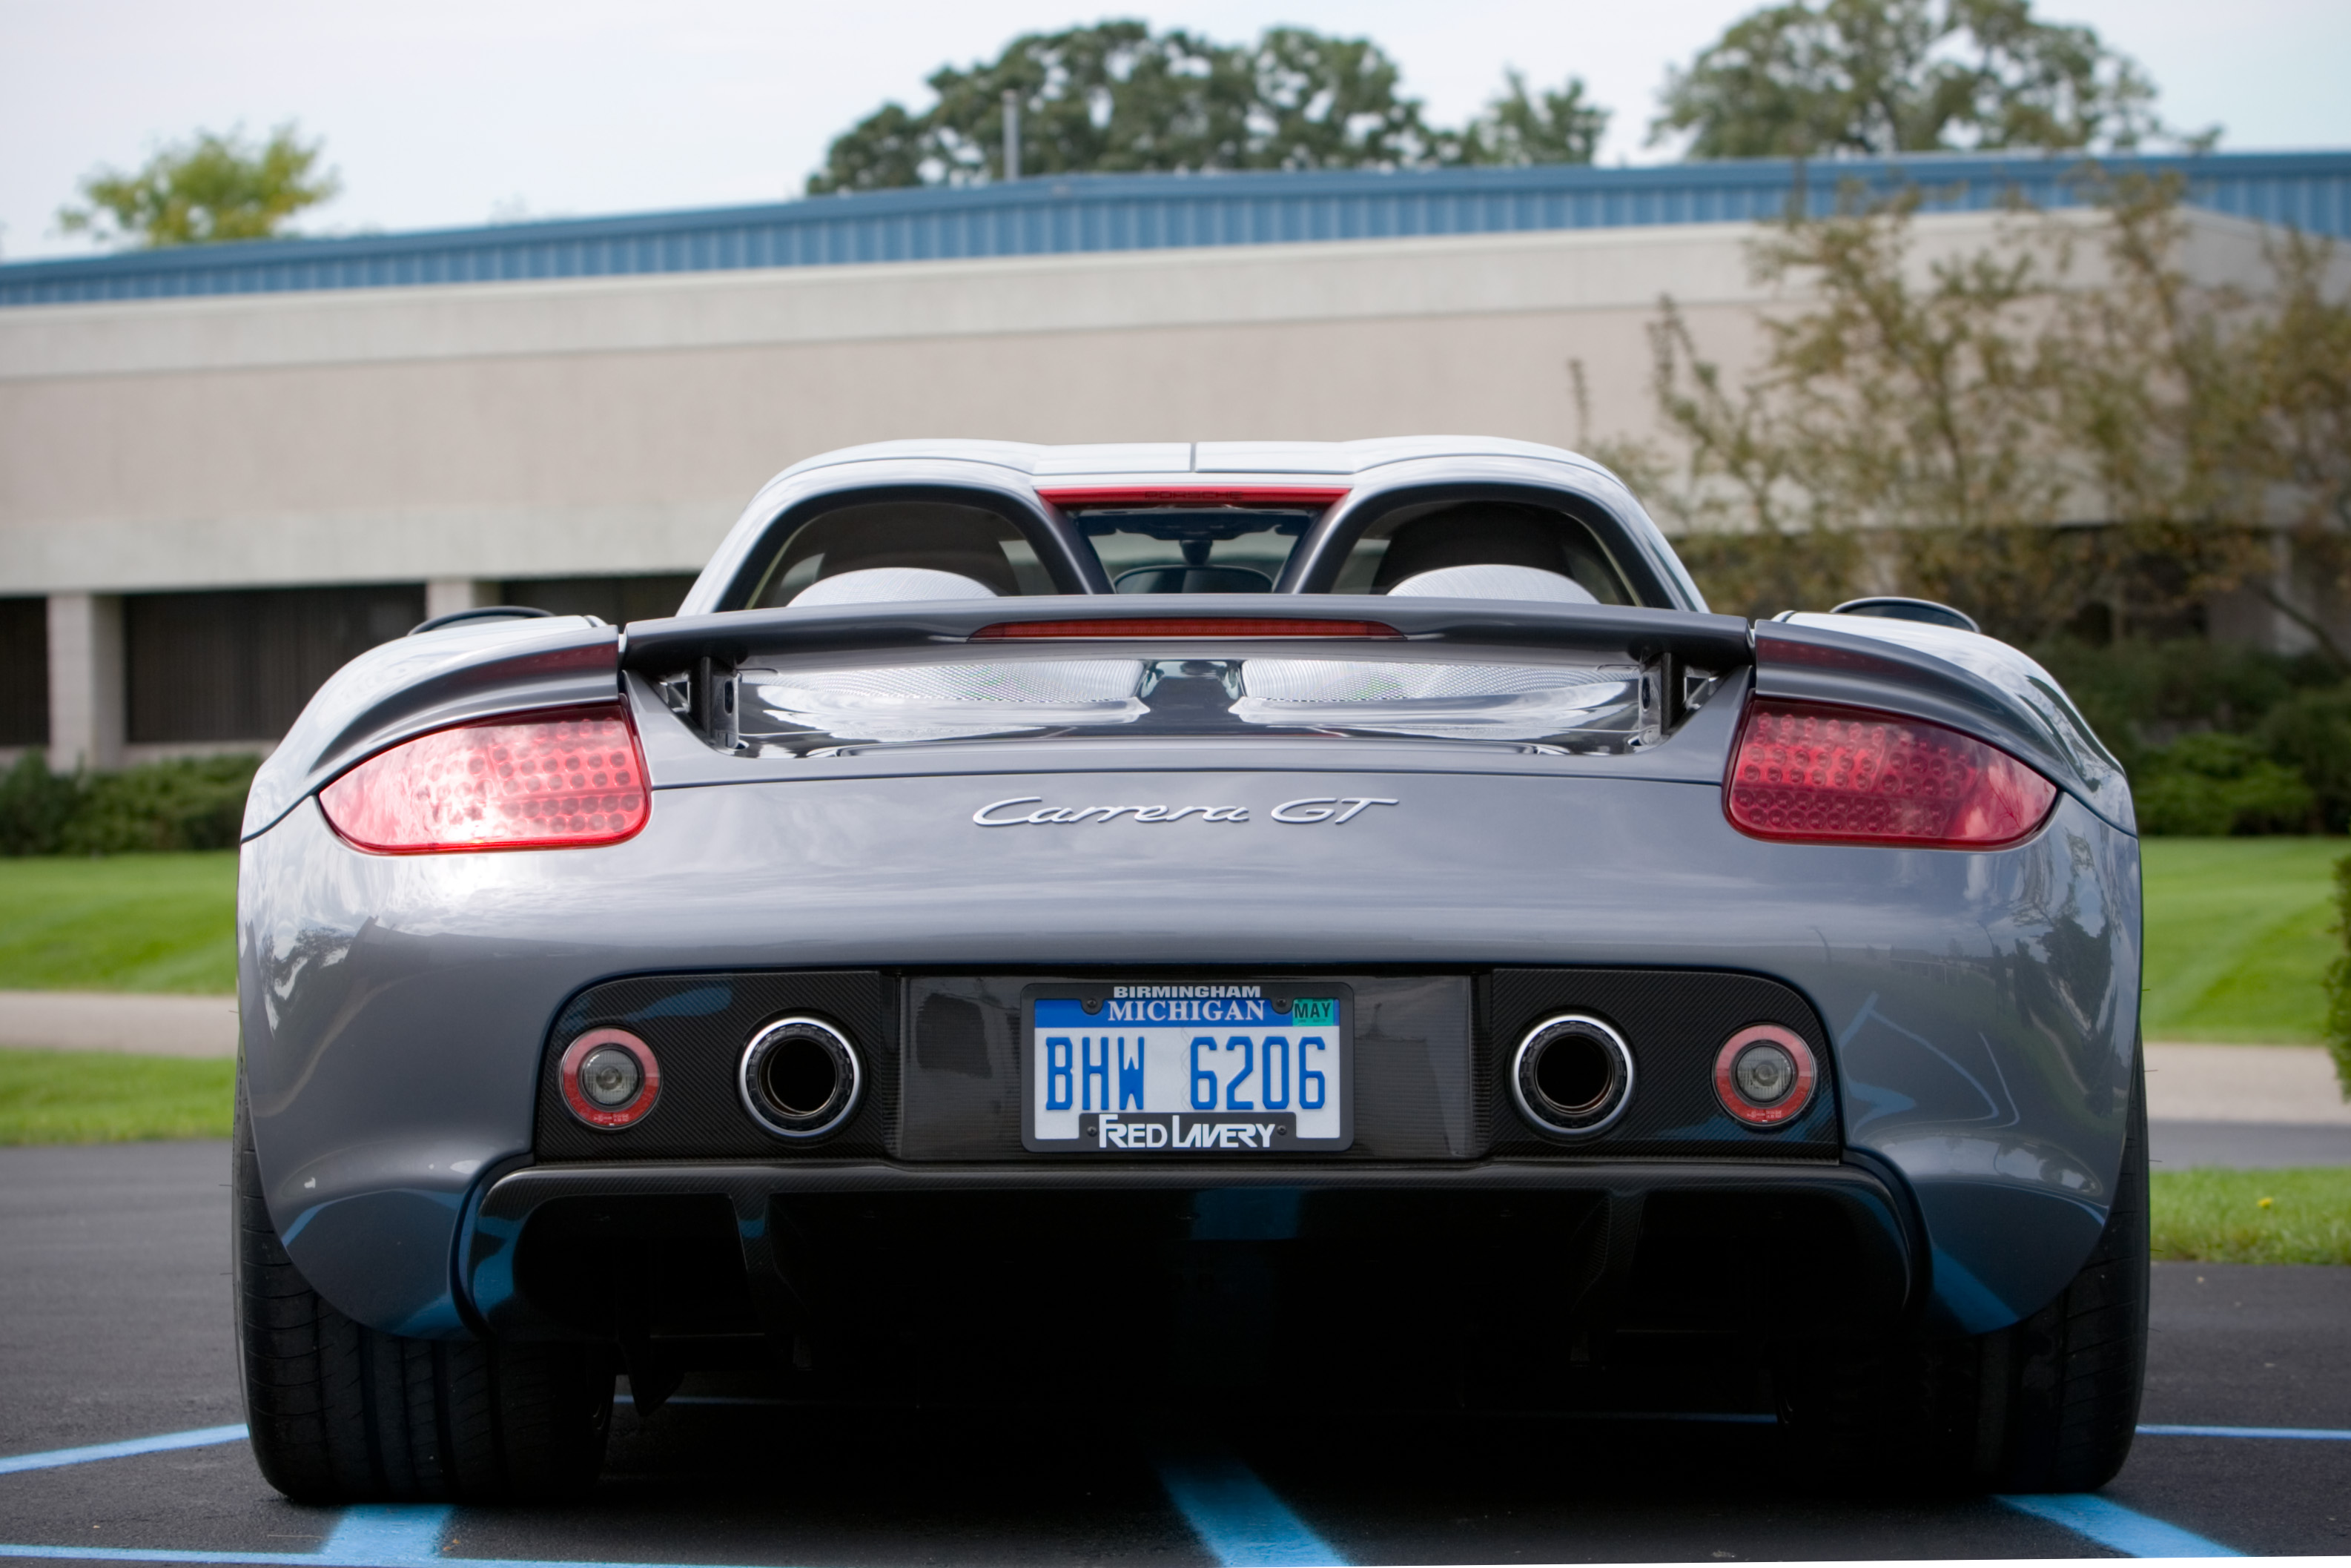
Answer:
499;575;697;624
0;599;47;748
126;586;424;744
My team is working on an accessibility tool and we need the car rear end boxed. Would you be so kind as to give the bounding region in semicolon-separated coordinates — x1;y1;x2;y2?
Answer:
238;594;2131;1398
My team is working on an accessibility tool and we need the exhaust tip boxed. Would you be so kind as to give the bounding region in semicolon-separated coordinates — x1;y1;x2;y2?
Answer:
1512;1013;1635;1137
740;1016;862;1139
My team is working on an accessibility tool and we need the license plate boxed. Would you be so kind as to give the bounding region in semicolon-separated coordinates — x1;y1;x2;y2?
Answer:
1022;982;1353;1153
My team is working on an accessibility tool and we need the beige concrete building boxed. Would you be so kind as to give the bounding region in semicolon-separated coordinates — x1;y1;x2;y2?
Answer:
1;153;2343;767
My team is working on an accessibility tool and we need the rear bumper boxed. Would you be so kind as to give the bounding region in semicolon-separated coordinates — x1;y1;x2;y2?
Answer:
463;1157;1922;1356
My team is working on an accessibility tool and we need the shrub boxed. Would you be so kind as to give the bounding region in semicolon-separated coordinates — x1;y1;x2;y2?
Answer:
0;752;86;855
2259;684;2351;831
0;752;258;856
61;755;258;854
2130;732;2314;835
2328;853;2351;1102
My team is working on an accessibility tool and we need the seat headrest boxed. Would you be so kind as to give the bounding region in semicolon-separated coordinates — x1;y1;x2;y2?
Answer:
1384;564;1598;604
789;567;1002;608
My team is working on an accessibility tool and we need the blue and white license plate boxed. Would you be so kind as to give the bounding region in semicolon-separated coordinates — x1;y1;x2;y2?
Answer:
1022;982;1353;1154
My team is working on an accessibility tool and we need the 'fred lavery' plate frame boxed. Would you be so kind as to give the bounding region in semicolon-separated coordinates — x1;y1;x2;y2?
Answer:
1020;979;1355;1154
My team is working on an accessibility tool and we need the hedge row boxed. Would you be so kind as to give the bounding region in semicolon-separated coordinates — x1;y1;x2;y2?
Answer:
0;752;259;856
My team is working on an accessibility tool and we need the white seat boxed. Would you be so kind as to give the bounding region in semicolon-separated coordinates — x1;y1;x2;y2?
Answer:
789;567;1001;607
1384;563;1596;603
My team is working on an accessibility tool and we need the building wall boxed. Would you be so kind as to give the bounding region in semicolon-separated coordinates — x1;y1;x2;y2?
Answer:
0;208;2301;760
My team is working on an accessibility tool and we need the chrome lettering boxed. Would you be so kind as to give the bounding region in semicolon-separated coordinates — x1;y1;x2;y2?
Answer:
972;795;1045;825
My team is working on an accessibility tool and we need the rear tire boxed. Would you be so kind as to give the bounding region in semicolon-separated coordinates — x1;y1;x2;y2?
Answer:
233;1077;614;1502
1779;1056;2149;1492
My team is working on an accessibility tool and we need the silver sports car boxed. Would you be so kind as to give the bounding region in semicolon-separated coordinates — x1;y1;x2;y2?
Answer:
233;437;2143;1501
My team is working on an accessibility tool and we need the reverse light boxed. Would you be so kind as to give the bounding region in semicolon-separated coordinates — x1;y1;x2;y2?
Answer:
560;1028;661;1130
319;705;649;853
1714;1024;1817;1128
973;618;1401;641
1725;700;2054;849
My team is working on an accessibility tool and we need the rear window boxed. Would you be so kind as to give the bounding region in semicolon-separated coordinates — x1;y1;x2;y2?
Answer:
1076;508;1313;594
723;652;1661;756
743;503;1057;608
1332;500;1636;603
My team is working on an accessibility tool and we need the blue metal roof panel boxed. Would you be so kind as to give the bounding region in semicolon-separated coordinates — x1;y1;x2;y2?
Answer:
4;149;2345;308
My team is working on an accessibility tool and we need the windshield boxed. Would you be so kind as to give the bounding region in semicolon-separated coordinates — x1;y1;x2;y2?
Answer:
723;653;1661;756
1077;509;1312;594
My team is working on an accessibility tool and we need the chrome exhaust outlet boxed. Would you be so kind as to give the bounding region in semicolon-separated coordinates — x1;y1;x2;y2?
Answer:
1511;1013;1635;1137
739;1016;863;1139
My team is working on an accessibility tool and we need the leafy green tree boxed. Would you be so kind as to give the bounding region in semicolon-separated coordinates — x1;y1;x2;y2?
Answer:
1593;179;2351;646
1652;0;2186;159
1245;27;1435;170
1459;73;1610;165
59;123;338;248
809;20;1598;193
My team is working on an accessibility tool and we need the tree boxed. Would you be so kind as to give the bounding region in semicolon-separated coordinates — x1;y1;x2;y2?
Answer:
1459;73;1610;166
1651;0;2187;159
1590;179;2351;649
58;123;338;248
807;21;1603;193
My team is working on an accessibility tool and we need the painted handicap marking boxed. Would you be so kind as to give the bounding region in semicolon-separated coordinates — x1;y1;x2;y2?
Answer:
1158;1456;1346;1568
0;1426;248;1477
2000;1492;2243;1558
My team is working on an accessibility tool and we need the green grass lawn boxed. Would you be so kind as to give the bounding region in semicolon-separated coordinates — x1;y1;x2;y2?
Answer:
2150;1167;2351;1264
2140;837;2342;1043
0;839;2333;1036
0;850;238;993
0;1049;234;1142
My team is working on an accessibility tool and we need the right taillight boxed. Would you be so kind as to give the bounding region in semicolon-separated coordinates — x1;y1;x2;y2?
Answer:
1726;699;2055;849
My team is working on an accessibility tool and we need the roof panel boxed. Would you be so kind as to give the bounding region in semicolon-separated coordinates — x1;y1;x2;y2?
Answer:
5;151;2346;309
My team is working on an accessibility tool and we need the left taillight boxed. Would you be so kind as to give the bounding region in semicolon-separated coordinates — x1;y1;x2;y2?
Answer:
319;704;649;853
1726;698;2055;850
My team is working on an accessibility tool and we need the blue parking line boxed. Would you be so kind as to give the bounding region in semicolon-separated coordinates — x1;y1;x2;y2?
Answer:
2000;1493;2242;1558
2140;1423;2351;1440
319;1509;452;1567
0;1551;805;1568
0;1427;248;1477
1158;1457;1345;1568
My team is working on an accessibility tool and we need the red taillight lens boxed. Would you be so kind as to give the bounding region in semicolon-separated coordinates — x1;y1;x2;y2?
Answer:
1036;485;1351;509
1726;700;2054;849
972;618;1401;640
319;705;649;853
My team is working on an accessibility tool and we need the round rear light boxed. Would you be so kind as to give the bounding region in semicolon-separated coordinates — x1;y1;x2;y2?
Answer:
1714;1025;1818;1128
740;1016;863;1140
560;1028;661;1130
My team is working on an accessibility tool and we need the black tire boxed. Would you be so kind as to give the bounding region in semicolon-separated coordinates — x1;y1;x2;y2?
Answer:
234;1078;614;1502
1778;1057;2149;1493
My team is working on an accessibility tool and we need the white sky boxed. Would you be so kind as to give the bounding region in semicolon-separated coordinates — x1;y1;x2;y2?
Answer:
4;0;2347;262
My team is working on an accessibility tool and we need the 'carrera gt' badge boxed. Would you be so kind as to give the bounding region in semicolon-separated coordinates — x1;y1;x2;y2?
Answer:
971;795;1396;827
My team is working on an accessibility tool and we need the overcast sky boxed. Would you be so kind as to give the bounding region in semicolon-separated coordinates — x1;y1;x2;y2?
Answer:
4;0;2347;262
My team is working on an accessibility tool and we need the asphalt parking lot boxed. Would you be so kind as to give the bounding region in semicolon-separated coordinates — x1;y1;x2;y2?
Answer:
2;1139;2346;1567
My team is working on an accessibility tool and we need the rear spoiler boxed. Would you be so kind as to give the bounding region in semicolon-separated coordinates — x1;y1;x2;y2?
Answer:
621;594;1757;670
622;594;1757;743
